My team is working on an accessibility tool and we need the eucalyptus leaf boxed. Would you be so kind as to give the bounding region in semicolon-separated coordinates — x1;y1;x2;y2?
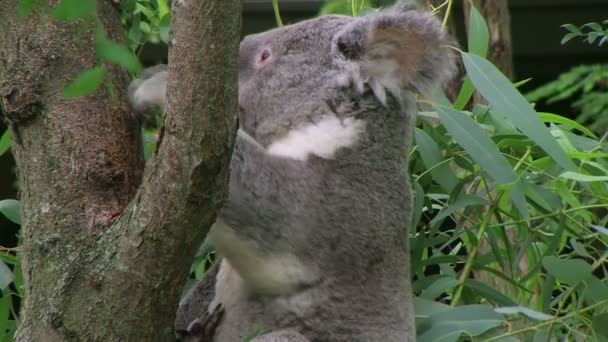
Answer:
0;130;12;156
495;306;552;321
419;276;459;300
0;261;14;290
63;65;106;98
418;304;504;342
415;128;458;192
461;52;576;172
559;171;608;182
542;256;592;284
52;0;96;21
96;32;142;73
0;199;20;225
435;105;528;217
467;4;489;58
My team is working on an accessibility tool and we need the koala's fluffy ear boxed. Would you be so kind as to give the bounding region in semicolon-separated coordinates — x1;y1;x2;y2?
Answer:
332;3;456;104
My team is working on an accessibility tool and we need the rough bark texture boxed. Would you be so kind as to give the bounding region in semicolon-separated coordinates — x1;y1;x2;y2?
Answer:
0;0;241;340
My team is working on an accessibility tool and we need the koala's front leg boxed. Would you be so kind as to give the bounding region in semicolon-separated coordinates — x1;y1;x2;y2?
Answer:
209;129;322;296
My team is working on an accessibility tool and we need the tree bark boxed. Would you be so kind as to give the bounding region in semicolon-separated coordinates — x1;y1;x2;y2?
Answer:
0;0;241;340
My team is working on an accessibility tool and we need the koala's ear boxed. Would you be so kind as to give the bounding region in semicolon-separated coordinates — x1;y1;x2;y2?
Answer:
332;4;456;103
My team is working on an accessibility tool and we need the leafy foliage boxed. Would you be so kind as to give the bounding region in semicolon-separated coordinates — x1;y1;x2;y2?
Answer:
527;64;608;135
561;21;608;46
121;0;171;51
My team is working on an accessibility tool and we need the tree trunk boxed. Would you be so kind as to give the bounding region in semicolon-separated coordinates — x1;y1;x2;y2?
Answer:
0;0;241;340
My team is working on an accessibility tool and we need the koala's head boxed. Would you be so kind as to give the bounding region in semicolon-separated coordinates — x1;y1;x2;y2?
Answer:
237;3;455;146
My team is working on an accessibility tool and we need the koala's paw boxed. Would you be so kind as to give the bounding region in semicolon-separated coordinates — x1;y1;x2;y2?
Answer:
127;64;168;121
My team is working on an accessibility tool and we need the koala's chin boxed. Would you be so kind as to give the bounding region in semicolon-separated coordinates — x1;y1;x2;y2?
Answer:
129;2;455;341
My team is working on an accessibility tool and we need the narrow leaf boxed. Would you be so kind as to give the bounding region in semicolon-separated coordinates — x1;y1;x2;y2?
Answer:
561;32;579;45
467;4;489;58
542;256;592;284
495;306;552;321
538;112;597;138
415;128;458;192
461;52;577;172
63;65;106;98
0;261;13;290
52;0;96;21
0;130;12;156
0;199;20;225
429;195;486;227
435;105;528;217
96;32;142;73
561;23;582;34
559;171;608;183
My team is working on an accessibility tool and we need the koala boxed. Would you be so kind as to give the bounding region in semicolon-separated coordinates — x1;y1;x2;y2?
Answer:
129;3;455;341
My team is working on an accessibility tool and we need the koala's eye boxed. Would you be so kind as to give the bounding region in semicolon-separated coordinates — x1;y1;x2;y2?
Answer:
336;41;348;55
260;49;271;62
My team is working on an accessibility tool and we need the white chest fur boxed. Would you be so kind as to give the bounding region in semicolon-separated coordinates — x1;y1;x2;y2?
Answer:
266;115;365;161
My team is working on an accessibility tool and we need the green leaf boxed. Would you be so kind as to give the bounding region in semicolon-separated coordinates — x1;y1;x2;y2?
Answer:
561;23;582;34
96;32;142;73
0;261;13;290
0;293;10;333
157;0;170;17
419;276;459;300
19;0;37;17
0;130;12;156
52;0;96;22
592;313;608;339
414;297;450;319
411;180;424;230
159;14;171;44
494;306;552;321
542;256;592;284
561;32;579;45
570;239;592;258
465;280;517;306
417;305;504;342
584;22;604;32
0;199;20;225
461;52;577;172
415;128;458;192
435;105;528;217
429;195;486;227
538;112;597;138
559;171;608;183
63;65;106;98
453;77;475;110
467;4;489;58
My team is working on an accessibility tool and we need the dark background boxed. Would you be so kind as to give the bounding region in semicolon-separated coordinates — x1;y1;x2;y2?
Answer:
2;0;608;248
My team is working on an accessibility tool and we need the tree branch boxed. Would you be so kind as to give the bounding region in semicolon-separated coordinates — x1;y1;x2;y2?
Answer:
0;0;241;339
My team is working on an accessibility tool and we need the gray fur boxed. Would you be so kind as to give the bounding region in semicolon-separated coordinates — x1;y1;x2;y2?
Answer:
129;3;454;341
